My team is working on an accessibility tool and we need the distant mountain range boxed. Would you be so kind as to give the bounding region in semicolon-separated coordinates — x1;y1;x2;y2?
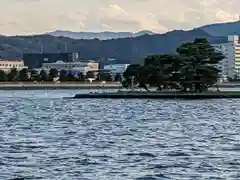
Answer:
2;20;240;64
199;20;240;37
47;20;240;40
47;30;155;40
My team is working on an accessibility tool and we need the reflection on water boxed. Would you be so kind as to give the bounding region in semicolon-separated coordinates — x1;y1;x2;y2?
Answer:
0;90;239;180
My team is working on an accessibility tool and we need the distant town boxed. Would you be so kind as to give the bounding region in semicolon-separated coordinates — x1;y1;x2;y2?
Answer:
0;52;130;82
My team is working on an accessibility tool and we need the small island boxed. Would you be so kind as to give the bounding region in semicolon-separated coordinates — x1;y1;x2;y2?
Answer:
73;38;240;99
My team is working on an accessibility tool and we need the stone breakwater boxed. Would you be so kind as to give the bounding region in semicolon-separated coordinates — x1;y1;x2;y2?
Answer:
73;91;240;99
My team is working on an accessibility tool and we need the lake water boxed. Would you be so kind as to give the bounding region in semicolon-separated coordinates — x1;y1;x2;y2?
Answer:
0;90;240;180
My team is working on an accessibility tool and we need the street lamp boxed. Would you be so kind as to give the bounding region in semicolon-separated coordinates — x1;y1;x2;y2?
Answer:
130;76;134;91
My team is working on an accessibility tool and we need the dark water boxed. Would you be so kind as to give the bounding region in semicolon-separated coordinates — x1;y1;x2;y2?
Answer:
0;90;240;180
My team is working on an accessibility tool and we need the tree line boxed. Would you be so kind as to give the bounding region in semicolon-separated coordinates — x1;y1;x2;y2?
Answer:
0;68;122;82
122;38;224;92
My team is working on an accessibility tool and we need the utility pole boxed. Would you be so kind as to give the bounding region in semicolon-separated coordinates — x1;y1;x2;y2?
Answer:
65;43;68;53
40;43;44;53
131;76;134;91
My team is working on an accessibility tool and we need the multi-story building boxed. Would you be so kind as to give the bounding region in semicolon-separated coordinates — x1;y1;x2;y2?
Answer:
231;35;240;77
212;35;240;79
23;52;80;69
212;43;229;78
40;60;99;75
0;60;28;72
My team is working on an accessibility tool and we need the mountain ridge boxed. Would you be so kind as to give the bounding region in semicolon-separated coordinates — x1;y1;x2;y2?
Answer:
0;27;227;64
47;30;155;40
46;20;240;40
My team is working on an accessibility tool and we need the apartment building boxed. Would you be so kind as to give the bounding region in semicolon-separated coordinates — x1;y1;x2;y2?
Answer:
212;35;240;79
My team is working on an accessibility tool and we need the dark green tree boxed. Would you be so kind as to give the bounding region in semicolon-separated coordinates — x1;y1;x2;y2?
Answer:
106;73;112;81
114;73;122;82
0;70;7;81
59;69;67;82
177;38;224;92
97;72;105;81
122;64;141;88
39;69;48;81
123;57;178;91
99;72;112;81
18;68;29;81
78;72;85;81
8;68;18;81
48;68;59;81
122;38;223;92
141;55;182;90
30;70;39;81
66;71;78;81
85;71;95;79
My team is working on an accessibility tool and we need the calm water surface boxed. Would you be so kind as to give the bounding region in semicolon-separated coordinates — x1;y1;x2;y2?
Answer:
0;90;239;180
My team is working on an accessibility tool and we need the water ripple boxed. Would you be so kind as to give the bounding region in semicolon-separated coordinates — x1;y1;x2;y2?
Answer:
0;90;239;180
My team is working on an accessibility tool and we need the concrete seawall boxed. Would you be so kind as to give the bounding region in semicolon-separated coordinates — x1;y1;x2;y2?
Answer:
0;83;121;90
0;82;240;90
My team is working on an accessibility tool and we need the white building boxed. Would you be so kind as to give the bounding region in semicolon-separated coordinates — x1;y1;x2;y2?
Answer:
40;61;99;75
0;60;28;72
212;43;229;78
103;64;130;75
212;35;240;79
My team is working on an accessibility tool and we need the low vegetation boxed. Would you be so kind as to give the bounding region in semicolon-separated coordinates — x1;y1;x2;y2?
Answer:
0;68;122;82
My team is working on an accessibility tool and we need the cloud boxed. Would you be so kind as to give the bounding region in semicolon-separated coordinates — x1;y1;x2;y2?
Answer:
0;0;240;35
109;4;128;16
214;9;238;21
100;4;128;19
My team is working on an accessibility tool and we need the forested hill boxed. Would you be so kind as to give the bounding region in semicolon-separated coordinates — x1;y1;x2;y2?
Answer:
0;29;226;64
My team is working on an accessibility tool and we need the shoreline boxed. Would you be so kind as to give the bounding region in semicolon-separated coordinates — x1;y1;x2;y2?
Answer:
0;82;121;90
0;82;240;90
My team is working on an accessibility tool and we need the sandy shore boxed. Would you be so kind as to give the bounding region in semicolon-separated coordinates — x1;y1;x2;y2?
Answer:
0;82;121;90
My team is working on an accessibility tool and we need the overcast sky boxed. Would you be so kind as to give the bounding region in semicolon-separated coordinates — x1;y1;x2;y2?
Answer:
0;0;239;35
